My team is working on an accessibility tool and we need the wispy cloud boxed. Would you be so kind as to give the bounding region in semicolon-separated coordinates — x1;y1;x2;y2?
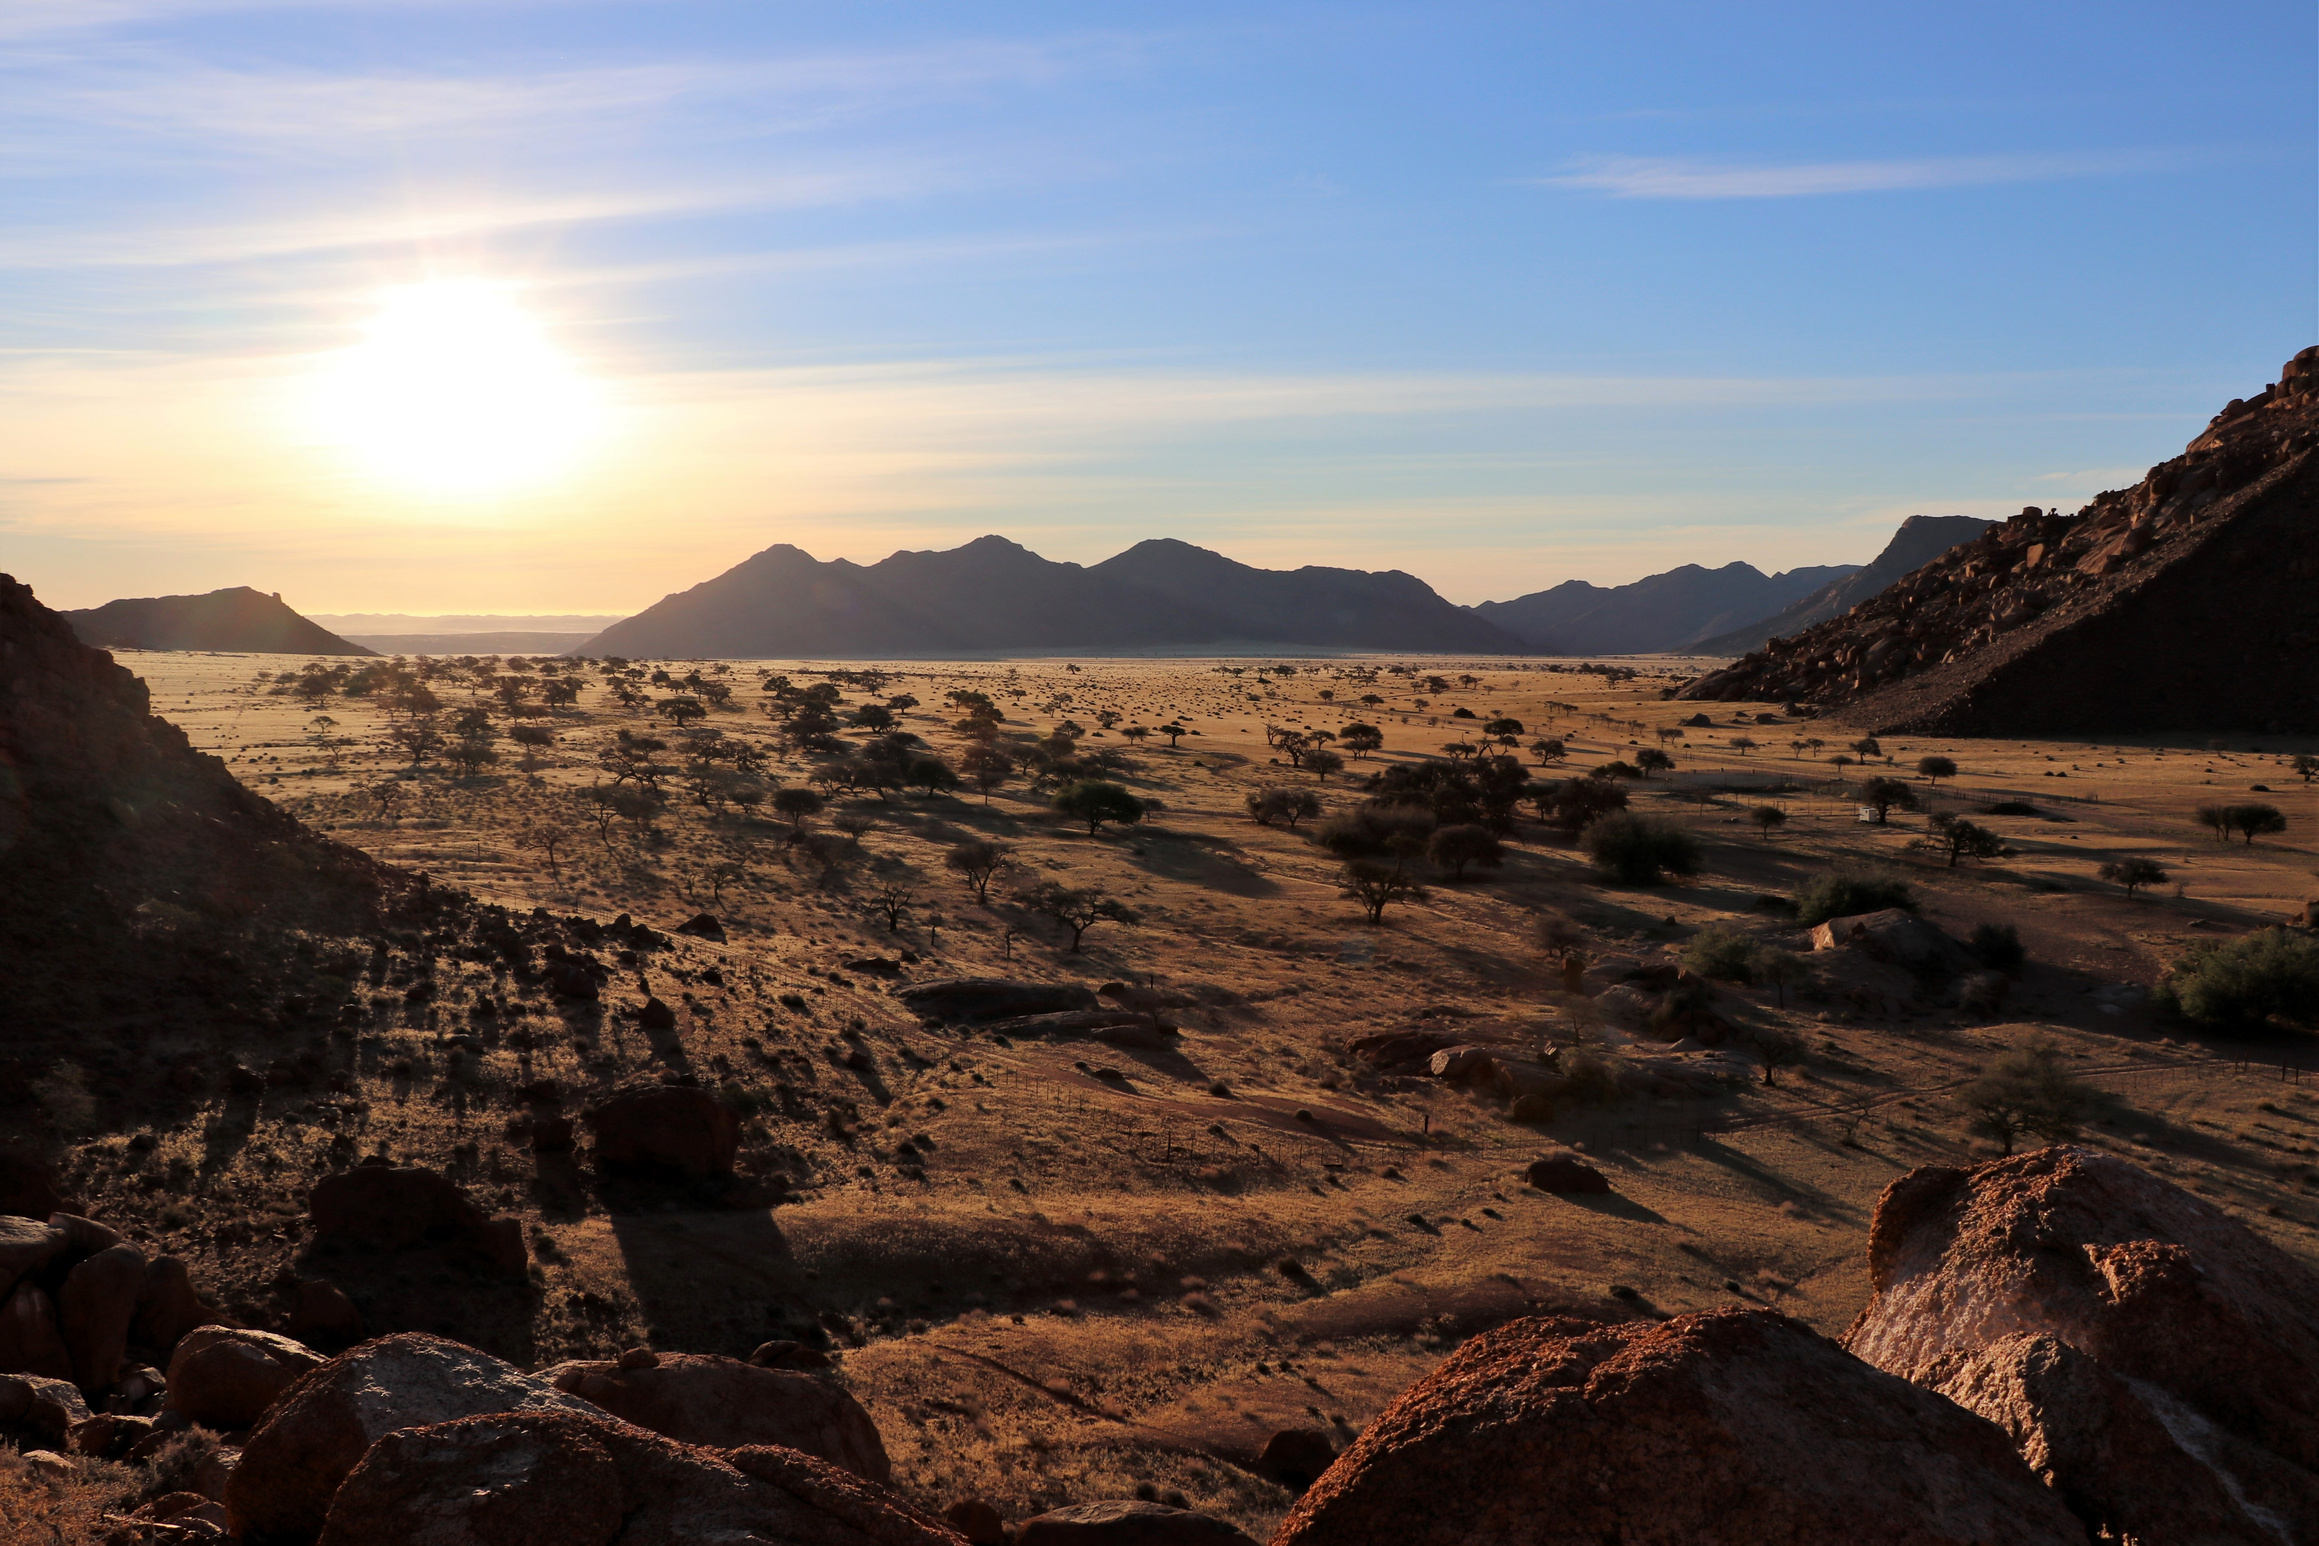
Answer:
1537;149;2194;199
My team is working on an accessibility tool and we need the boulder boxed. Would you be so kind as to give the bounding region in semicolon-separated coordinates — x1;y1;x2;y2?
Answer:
1807;909;1972;975
1016;1501;1259;1546
582;1085;739;1177
59;1241;146;1391
67;1410;154;1458
0;1155;64;1221
1842;1147;2319;1543
286;1281;363;1350
897;978;1100;1024
307;1163;525;1276
0;1371;89;1441
1523;1154;1609;1195
1589;984;1658;1032
674;912;726;941
0;1281;74;1380
225;1332;607;1543
1272;1308;2084;1546
46;1213;121;1265
747;1339;832;1372
944;1497;1007;1545
312;1408;961;1546
165;1327;325;1431
1257;1427;1337;1491
0;1215;64;1299
539;1351;890;1484
132;1256;211;1354
1426;1046;1500;1084
1343;1031;1458;1076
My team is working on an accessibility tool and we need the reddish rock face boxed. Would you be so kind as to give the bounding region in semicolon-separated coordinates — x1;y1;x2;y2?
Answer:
580;1085;739;1177
1014;1499;1260;1546
313;1409;963;1546
538;1352;891;1484
165;1327;325;1432
225;1332;607;1544
1273;1308;2083;1546
131;1255;211;1354
1523;1154;1610;1194
1843;1146;2319;1543
0;1282;74;1382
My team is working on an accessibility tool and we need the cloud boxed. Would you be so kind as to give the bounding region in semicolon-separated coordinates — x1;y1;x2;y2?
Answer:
1536;150;2194;199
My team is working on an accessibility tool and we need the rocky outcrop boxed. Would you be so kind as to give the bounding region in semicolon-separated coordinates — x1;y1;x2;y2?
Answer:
1843;1146;2319;1544
1808;909;1974;976
540;1352;890;1484
580;1085;739;1177
307;1163;526;1275
165;1328;325;1431
58;1242;145;1393
1523;1154;1610;1195
226;1332;607;1543
1679;347;2319;733
898;978;1101;1024
1273;1307;2083;1546
312;1408;962;1546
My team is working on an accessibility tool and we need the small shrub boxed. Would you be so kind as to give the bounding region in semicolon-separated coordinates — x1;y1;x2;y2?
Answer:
1580;814;1702;885
2157;927;2319;1031
1681;927;1758;983
1792;867;1916;926
1967;922;2026;973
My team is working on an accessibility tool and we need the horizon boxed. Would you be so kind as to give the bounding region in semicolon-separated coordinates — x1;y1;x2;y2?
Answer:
3;2;2312;613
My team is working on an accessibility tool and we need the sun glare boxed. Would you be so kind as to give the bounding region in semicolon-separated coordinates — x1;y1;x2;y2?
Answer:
310;280;604;498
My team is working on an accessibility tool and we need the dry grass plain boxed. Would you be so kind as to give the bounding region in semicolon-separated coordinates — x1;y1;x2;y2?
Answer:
75;647;2319;1537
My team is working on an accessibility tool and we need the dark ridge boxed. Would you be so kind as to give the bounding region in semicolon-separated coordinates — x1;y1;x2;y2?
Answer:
66;586;376;656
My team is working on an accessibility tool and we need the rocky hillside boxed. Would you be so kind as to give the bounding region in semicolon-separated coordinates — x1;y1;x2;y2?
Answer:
66;589;373;657
1679;347;2319;733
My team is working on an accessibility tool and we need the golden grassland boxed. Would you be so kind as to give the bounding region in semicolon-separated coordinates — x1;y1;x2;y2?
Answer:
55;646;2319;1535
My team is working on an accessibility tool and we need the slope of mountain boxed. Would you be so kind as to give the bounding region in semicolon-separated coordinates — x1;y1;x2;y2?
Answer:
66;587;374;656
345;632;601;655
1678;348;2319;733
0;575;399;1049
1471;561;1855;655
579;535;1528;658
1686;515;1994;657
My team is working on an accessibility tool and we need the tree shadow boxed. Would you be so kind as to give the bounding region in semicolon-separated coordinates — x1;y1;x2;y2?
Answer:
1127;835;1280;897
1549;1190;1669;1225
608;1207;817;1358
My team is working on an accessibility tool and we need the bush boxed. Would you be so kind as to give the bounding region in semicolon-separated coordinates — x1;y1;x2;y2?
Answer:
1681;926;1758;983
1792;867;1916;926
1427;823;1505;880
1317;801;1435;859
2157;927;2319;1031
1580;814;1702;885
1967;922;2025;972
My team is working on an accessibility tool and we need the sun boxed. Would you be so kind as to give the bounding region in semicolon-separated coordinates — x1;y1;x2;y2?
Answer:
309;280;605;498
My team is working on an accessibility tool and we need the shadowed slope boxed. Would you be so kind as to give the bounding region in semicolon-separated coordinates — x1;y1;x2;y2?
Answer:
67;587;374;656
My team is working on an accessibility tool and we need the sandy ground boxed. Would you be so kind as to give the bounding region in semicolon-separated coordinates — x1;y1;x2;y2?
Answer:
79;646;2319;1536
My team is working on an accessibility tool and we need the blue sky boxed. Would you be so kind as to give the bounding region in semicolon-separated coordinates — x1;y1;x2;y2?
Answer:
1;1;2312;613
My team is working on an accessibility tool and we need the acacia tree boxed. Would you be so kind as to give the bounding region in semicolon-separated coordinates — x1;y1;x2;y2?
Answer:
2227;803;2287;846
1860;777;1917;824
1914;813;2006;868
1427;823;1504;880
944;840;1013;903
1246;787;1321;828
1342;859;1425;924
1955;1041;2102;1156
1022;881;1137;951
1053;779;1145;835
2099;856;2169;897
1634;747;1673;779
772;787;825;832
1752;805;1787;839
1917;755;1958;784
869;882;915;932
1339;723;1383;758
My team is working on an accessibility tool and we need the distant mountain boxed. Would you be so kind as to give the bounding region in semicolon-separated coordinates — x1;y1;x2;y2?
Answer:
1470;561;1856;655
309;613;625;634
346;633;601;656
578;535;1527;658
1687;516;1995;657
66;587;373;656
1089;538;1517;653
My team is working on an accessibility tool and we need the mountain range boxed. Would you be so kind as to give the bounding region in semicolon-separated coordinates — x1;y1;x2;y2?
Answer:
1467;561;1856;654
1684;515;1995;656
65;587;373;656
577;535;1522;658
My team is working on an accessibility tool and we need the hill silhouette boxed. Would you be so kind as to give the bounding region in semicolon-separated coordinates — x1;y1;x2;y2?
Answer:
67;586;374;655
1686;515;1993;657
580;535;1524;658
1470;559;1853;655
1679;347;2319;733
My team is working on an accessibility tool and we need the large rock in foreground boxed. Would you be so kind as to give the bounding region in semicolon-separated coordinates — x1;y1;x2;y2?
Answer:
225;1332;606;1543
1273;1308;2082;1546
314;1409;961;1546
540;1352;891;1484
1843;1146;2319;1543
165;1327;324;1431
581;1085;739;1177
896;978;1099;1025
